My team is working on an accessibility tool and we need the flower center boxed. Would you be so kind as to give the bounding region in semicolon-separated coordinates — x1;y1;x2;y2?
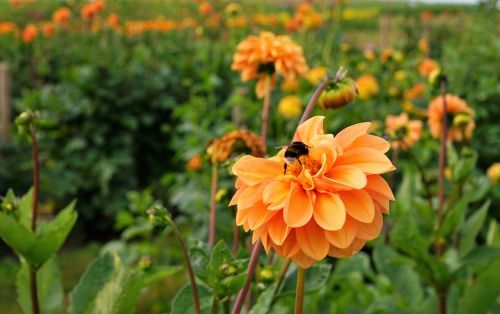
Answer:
285;155;322;176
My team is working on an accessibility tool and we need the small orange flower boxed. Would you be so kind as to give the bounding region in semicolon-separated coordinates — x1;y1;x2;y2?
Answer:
428;94;475;142
198;1;213;16
355;75;378;100
42;23;56;37
187;155;202;170
230;116;395;268
52;7;71;27
207;130;265;163
418;38;429;54
404;83;426;100
22;24;37;43
106;13;120;29
0;21;18;35
419;58;439;77
231;32;308;98
281;78;300;93
278;95;302;118
385;113;422;149
487;163;500;184
81;1;105;21
306;67;327;85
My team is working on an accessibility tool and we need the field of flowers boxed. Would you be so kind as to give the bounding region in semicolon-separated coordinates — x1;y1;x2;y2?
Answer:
0;0;499;313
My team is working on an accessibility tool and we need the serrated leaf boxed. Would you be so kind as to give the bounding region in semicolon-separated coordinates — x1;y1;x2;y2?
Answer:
16;258;63;314
0;211;36;258
458;258;500;314
18;189;33;229
249;283;277;314
30;201;78;268
171;284;213;314
373;245;424;307
460;200;490;257
69;253;115;314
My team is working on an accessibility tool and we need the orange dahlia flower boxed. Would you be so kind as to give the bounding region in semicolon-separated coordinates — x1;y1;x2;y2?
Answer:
231;32;308;98
22;24;37;43
355;75;379;100
385;113;422;149
419;58;439;77
106;13;120;29
52;7;71;27
428;94;475;142
42;23;56;37
230;116;395;268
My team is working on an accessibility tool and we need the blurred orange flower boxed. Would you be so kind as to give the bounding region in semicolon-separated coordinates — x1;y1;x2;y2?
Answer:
198;1;213;16
231;32;308;98
385;113;422;149
404;83;426;100
418;38;429;54
53;7;71;27
419;58;439;77
306;67;327;85
230;116;395;268
0;22;18;35
355;75;378;100
42;23;56;37
281;78;300;93
487;163;500;184
278;95;302;118
207;130;265;163
22;24;37;43
428;94;475;142
106;13;120;29
81;0;105;21
187;155;202;170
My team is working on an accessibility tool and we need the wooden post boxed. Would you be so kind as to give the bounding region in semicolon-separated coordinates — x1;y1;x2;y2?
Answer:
0;63;11;141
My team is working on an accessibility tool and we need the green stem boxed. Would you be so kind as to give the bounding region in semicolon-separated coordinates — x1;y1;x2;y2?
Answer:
298;75;332;126
273;260;291;295
407;148;434;210
166;216;201;314
261;75;272;148
294;267;305;314
209;162;219;246
30;126;40;314
211;297;219;314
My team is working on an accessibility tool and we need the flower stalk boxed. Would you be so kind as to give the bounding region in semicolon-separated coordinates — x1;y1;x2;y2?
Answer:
30;126;40;314
231;240;262;314
209;162;219;246
299;75;332;125
294;267;305;314
436;78;448;254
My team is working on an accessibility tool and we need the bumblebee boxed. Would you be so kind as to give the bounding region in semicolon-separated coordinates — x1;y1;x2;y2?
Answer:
277;141;310;174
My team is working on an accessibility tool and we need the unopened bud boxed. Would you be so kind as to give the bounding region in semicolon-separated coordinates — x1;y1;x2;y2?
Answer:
318;68;357;110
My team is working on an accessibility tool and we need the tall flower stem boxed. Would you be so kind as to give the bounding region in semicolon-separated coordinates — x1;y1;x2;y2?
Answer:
294;267;305;314
273;260;291;295
209;162;219;246
232;220;239;257
231;241;262;314
30;126;40;314
211;297;219;314
166;215;201;314
298;75;332;125
260;75;272;148
436;79;448;256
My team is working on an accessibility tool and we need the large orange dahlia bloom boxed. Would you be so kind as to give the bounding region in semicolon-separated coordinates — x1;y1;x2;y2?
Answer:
230;116;395;268
231;31;308;98
428;94;475;142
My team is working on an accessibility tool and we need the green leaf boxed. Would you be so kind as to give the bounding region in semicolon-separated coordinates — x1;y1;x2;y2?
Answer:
460;200;490;257
171;284;213;314
216;272;246;296
441;191;472;238
18;189;33;229
486;220;500;247
279;263;331;297
373;245;424;307
29;201;78;268
458;258;500;314
460;246;500;270
69;253;115;314
0;211;36;257
16;258;63;314
249;283;277;314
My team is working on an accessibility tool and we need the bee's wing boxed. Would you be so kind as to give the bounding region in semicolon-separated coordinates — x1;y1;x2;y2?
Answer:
275;144;293;149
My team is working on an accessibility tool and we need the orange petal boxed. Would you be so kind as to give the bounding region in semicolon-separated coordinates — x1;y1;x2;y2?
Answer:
293;116;325;145
247;202;278;230
284;184;313;227
229;188;243;206
236;206;250;226
365;175;395;200
273;230;300;259
328;238;366;258
348;134;390;153
340;190;375;223
325;165;367;189
237;184;262;209
263;180;290;210
335;148;395;174
357;205;383;241
267;212;290;245
232;155;282;186
334;122;371;150
313;192;346;231
291;250;316;269
295;220;330;260
324;215;359;248
366;190;391;213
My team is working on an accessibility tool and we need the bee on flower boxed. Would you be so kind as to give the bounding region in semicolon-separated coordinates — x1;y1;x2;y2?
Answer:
230;116;395;268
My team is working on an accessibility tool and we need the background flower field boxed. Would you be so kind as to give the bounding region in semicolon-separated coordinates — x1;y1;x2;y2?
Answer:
0;0;499;313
